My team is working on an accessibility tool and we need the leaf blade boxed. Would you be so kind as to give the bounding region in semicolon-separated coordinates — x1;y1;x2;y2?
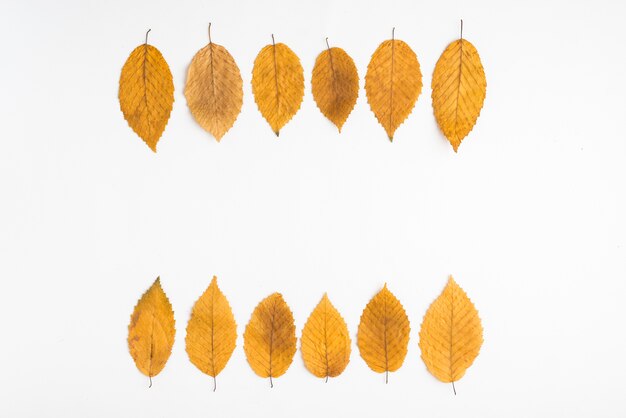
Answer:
243;293;297;382
301;294;351;379
119;43;174;151
365;39;422;140
418;276;483;383
311;47;359;132
184;42;244;141
431;39;487;151
185;276;237;385
251;42;304;135
357;284;410;378
127;277;176;379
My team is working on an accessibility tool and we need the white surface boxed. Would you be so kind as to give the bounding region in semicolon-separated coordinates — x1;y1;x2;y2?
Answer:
1;0;625;416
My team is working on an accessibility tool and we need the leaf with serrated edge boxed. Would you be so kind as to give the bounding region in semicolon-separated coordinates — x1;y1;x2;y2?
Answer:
301;294;351;380
185;276;237;391
128;277;175;384
119;37;174;152
357;284;410;382
243;293;296;386
365;37;422;141
419;276;483;389
311;46;359;132
432;38;487;152
251;40;304;136
185;29;243;141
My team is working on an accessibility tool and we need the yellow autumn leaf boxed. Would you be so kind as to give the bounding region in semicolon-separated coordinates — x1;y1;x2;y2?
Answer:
185;276;237;391
311;41;359;132
357;284;410;382
243;292;296;386
431;24;487;152
251;37;304;136
365;31;422;141
419;276;483;393
301;293;351;380
128;277;175;386
184;25;243;141
119;30;174;152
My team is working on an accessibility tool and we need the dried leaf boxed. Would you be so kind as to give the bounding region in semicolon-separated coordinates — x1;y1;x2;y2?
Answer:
128;277;175;383
243;293;296;386
185;276;237;390
431;37;486;152
184;29;243;141
119;34;174;152
365;36;422;140
311;45;359;132
301;294;351;380
419;276;483;389
251;39;304;136
357;284;410;381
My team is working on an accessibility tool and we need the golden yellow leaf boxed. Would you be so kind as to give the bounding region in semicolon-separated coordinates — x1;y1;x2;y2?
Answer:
184;25;243;141
311;42;359;132
185;276;237;391
243;292;296;386
431;31;487;152
119;30;174;152
301;293;351;380
127;277;175;385
365;32;422;141
419;276;483;391
357;284;410;382
251;37;304;136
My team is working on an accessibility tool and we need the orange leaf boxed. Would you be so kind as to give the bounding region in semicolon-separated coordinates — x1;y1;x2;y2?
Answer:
251;37;304;136
243;293;296;386
419;276;483;391
127;277;175;385
357;284;410;382
118;31;174;152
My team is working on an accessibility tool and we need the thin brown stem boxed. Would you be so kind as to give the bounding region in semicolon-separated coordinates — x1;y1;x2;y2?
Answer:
392;27;395;40
208;22;212;43
460;19;463;40
148;375;153;388
213;376;217;392
452;381;457;395
145;28;151;45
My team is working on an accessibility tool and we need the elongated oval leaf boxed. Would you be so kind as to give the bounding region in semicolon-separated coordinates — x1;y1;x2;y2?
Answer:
432;38;487;152
119;38;174;152
185;276;237;390
128;277;175;383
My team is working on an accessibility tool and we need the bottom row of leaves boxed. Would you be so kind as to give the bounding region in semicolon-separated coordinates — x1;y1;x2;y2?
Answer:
128;276;483;392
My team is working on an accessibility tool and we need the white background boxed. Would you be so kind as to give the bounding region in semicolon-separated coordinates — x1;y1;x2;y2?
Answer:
1;0;625;416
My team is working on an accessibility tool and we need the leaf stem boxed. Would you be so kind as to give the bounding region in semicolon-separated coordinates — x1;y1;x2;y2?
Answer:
145;28;151;45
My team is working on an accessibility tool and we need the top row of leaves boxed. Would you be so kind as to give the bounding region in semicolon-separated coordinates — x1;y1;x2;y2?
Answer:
119;23;486;153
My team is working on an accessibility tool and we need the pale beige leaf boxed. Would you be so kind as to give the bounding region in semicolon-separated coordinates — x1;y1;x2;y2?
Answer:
185;34;243;141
